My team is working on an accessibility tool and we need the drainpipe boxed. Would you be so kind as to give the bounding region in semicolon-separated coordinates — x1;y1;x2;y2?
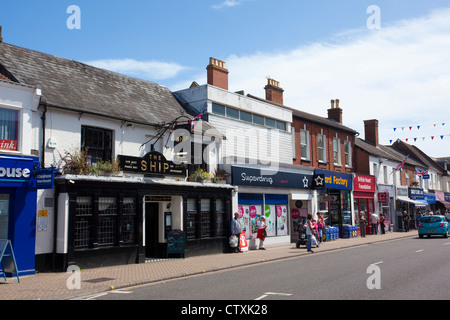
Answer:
39;99;47;168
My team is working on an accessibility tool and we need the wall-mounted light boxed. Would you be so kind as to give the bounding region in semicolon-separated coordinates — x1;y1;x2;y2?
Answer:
167;203;171;209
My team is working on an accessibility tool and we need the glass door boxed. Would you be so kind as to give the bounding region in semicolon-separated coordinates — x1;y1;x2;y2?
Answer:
0;194;10;239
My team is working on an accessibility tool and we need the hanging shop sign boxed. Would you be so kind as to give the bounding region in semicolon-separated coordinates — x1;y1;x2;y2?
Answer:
314;169;353;191
118;151;187;177
232;166;313;189
378;192;388;204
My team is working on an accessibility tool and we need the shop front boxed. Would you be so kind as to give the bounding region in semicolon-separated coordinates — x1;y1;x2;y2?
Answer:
314;169;353;238
0;154;53;277
52;151;234;271
232;164;314;249
353;174;376;234
395;186;427;231
377;184;395;232
435;191;450;212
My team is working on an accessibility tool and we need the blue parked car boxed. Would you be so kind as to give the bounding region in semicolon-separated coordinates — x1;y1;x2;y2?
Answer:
418;215;449;238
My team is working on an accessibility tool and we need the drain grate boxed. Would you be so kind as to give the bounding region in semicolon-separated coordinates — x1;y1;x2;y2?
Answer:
83;277;115;284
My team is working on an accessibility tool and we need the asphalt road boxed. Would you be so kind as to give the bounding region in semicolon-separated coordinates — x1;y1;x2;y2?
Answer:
88;236;450;301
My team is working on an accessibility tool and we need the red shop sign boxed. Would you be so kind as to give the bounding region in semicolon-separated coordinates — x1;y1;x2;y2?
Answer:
0;139;17;151
378;192;388;203
354;174;375;193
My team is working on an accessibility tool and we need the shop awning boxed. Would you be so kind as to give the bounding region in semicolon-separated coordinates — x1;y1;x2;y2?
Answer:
437;201;450;209
397;196;428;207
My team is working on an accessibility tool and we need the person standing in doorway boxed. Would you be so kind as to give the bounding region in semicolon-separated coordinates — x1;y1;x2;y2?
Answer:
306;213;314;253
231;212;242;253
257;216;267;250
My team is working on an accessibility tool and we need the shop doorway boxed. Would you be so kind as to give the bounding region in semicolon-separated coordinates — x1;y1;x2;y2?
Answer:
145;202;159;258
0;194;10;239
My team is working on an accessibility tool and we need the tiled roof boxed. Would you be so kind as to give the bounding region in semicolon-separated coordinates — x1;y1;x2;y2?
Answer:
0;43;190;127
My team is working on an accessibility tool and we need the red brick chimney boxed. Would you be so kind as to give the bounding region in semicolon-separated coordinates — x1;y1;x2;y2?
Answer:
328;99;343;124
265;78;284;105
207;57;229;90
364;119;379;147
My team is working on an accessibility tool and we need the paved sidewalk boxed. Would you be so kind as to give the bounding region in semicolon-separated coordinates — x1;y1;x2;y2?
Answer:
0;231;416;300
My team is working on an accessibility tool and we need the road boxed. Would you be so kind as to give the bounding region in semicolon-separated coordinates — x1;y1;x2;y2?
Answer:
83;236;450;301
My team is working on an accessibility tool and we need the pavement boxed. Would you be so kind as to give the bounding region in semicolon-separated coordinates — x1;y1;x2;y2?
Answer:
0;231;417;300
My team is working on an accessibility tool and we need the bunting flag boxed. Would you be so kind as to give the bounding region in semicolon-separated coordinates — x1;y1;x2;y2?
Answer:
415;169;428;177
190;108;207;130
394;155;409;172
393;122;446;132
384;133;450;144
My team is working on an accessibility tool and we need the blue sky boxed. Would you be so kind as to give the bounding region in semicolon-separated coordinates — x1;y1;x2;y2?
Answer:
1;0;450;157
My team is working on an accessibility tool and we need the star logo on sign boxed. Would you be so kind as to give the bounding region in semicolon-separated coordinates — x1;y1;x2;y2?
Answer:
315;175;324;186
302;176;309;188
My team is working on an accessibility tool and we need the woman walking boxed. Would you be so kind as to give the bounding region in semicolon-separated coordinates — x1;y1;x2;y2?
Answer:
257;216;267;250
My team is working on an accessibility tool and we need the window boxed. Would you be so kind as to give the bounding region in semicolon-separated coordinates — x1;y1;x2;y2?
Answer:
333;138;341;165
265;118;276;128
226;107;239;120
74;196;93;249
383;166;388;184
200;199;212;238
81;126;113;163
276;120;286;131
240;111;253;123
300;130;310;160
318;133;326;163
212;103;225;116
216;199;225;237
97;197;117;246
186;199;197;239
344;140;352;167
0;107;19;152
122;198;137;244
253;114;265;126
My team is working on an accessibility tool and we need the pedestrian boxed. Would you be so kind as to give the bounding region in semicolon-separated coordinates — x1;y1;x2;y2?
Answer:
305;213;314;253
256;216;267;250
359;211;367;238
402;211;409;232
370;212;379;235
379;214;386;235
231;212;242;253
317;213;324;243
445;210;450;222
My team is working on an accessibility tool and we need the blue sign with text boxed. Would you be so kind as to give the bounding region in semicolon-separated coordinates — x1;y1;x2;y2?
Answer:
314;169;353;190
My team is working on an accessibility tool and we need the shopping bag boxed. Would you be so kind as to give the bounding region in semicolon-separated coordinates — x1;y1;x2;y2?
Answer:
229;235;238;248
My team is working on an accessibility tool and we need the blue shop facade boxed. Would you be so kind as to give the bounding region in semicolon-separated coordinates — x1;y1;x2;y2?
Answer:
0;154;53;277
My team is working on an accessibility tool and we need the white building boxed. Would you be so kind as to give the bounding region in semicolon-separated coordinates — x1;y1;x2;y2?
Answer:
175;58;316;249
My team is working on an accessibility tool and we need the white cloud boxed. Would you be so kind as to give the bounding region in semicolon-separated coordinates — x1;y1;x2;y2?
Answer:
84;58;188;80
216;8;450;157
211;0;247;10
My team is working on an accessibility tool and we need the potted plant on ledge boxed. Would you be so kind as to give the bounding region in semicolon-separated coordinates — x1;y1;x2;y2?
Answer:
212;168;230;184
188;168;212;183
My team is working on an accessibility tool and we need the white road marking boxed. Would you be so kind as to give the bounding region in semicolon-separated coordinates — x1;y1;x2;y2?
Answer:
416;250;424;253
255;292;293;300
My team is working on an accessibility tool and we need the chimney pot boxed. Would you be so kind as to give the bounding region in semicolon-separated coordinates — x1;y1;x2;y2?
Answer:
327;98;343;124
207;57;229;90
265;78;284;105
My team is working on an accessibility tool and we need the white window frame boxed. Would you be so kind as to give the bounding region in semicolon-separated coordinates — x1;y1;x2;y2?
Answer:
300;129;310;161
318;133;326;163
333;137;341;165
